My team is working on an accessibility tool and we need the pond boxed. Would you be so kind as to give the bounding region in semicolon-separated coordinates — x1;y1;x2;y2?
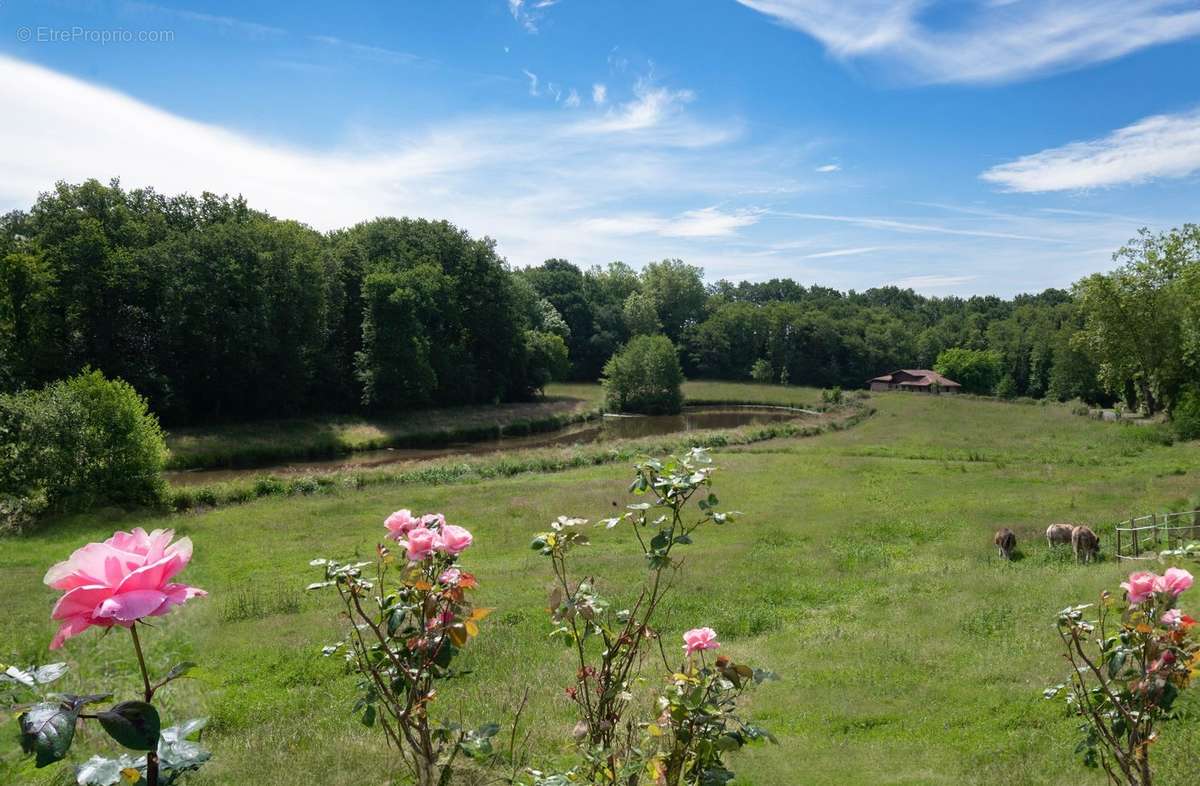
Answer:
166;405;814;486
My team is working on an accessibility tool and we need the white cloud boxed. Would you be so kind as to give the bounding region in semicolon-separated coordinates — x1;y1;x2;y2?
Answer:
564;88;581;108
890;274;978;289
581;207;761;239
736;0;1200;84
592;83;607;104
981;107;1200;192
773;211;1063;242
815;163;840;173
509;0;559;33
802;246;881;259
0;55;783;274
574;78;697;134
522;68;540;96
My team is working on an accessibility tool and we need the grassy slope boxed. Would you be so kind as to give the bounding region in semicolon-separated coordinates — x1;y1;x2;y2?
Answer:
4;390;1200;785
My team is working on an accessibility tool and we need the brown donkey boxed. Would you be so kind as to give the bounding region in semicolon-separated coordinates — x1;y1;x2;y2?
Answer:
1071;525;1100;564
994;528;1016;560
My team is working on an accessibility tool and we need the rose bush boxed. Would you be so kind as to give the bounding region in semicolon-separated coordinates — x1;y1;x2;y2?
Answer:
311;509;503;786
1048;566;1199;785
528;448;775;785
649;628;777;786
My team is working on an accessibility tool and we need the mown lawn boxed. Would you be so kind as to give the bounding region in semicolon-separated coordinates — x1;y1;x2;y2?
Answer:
3;389;1200;785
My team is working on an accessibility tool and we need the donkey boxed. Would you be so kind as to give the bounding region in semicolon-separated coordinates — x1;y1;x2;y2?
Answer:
1071;525;1100;564
994;528;1016;560
1045;523;1074;548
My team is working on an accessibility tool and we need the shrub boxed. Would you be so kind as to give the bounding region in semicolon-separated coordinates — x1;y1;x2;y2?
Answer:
0;370;167;528
821;386;844;405
601;335;684;414
1172;387;1200;441
749;359;773;383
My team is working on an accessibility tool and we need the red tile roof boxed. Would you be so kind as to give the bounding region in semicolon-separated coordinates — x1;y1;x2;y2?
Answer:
868;369;961;387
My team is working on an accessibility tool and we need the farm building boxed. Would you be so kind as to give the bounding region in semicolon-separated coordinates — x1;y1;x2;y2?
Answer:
867;369;962;394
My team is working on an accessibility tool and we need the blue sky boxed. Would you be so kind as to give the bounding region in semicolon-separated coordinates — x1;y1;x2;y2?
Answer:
2;1;1199;295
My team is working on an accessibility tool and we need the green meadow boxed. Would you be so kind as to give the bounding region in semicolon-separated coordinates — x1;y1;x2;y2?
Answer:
3;386;1200;785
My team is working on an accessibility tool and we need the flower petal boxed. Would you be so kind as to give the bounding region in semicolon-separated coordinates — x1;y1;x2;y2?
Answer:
94;590;169;622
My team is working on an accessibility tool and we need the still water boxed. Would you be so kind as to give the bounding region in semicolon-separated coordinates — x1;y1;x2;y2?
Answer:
167;405;812;486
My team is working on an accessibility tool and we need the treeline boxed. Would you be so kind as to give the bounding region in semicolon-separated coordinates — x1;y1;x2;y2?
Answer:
0;180;565;423
3;180;1198;426
518;258;1107;403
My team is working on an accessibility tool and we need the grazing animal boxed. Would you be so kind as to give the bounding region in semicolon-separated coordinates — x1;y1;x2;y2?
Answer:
994;528;1016;560
1045;523;1074;548
1071;525;1100;564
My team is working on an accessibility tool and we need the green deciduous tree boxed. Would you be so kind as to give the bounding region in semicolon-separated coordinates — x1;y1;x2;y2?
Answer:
602;335;684;414
934;347;1003;394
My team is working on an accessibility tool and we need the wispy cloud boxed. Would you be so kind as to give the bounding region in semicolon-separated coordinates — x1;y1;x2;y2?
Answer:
736;0;1200;84
123;2;286;37
802;246;881;259
582;207;762;239
981;107;1200;191
815;163;840;173
592;83;607;104
891;274;978;289
773;211;1064;243
573;78;698;134
509;0;560;33
309;35;421;65
522;69;540;96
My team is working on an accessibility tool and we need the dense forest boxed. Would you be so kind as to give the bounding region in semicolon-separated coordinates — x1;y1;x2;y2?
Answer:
2;180;1198;425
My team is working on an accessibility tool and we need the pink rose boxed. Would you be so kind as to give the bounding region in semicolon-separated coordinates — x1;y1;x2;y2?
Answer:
1161;608;1182;628
421;513;446;529
405;527;442;562
1122;571;1158;606
43;528;206;650
1151;650;1177;673
1155;567;1194;597
682;627;720;656
439;525;473;556
384;509;421;540
439;567;462;586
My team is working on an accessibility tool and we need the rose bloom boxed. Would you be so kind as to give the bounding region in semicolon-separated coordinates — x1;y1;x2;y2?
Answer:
44;528;206;650
421;513;447;529
682;627;720;656
439;525;473;556
439;567;462;586
1155;567;1194;597
384;509;422;540
405;527;442;561
1122;571;1158;606
1161;608;1182;628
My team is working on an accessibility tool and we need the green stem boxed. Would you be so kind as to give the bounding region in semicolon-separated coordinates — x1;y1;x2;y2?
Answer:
129;625;160;786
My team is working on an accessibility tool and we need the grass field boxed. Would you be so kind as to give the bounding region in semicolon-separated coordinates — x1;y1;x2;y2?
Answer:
4;387;1200;785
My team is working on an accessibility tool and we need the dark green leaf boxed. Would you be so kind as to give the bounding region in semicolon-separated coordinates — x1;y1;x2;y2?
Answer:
19;701;79;767
98;701;161;751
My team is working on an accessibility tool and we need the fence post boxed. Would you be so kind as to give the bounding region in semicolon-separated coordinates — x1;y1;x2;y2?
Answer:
1132;518;1139;558
1116;524;1122;562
